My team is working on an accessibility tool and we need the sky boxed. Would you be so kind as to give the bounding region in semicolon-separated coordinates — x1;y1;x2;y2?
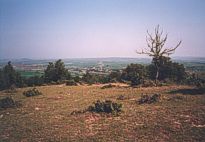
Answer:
0;0;205;59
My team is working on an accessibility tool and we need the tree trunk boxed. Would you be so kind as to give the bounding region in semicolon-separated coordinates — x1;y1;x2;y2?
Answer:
155;66;159;86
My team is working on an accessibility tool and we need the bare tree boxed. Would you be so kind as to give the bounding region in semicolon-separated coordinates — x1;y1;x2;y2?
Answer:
137;25;182;85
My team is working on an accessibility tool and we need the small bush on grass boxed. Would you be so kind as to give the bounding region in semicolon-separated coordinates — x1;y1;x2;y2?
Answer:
23;88;42;97
88;100;122;114
66;80;77;86
0;97;18;109
138;94;161;104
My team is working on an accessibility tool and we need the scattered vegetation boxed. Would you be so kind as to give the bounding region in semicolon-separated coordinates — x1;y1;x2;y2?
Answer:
88;100;122;114
23;88;42;97
0;85;204;141
138;94;161;104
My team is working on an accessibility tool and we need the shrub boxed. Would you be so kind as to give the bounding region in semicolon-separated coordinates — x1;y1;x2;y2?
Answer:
66;80;77;86
0;97;16;109
0;62;24;90
121;64;146;86
44;59;71;83
88;100;122;114
25;76;44;87
23;88;42;97
147;57;186;83
138;94;161;104
73;76;80;83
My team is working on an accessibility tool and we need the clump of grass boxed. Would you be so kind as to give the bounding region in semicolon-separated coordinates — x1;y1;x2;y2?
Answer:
101;84;114;89
88;100;122;114
0;97;18;109
138;94;161;104
23;88;42;97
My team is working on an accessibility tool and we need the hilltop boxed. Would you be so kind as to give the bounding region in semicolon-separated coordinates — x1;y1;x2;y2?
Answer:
0;84;205;141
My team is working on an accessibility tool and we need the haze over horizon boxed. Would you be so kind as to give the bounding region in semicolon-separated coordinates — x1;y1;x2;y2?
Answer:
0;0;205;59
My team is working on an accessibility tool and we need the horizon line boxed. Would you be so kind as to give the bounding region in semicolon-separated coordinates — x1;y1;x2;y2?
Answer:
0;56;205;61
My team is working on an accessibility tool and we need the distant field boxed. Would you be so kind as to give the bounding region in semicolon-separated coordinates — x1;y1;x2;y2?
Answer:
0;84;204;141
17;70;44;78
1;57;205;78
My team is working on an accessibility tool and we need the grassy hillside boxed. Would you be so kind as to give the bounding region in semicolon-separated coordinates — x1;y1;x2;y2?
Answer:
0;84;205;141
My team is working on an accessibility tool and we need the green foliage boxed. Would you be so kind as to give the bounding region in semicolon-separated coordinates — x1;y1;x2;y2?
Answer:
44;59;71;83
0;97;16;109
147;57;186;82
82;72;110;84
108;71;122;82
138;94;161;104
185;73;205;88
66;80;77;86
88;100;122;114
82;72;95;84
0;61;24;90
25;76;44;87
73;75;81;83
121;63;146;86
23;88;42;97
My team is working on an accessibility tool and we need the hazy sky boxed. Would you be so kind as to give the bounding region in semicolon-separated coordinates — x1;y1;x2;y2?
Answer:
0;0;205;59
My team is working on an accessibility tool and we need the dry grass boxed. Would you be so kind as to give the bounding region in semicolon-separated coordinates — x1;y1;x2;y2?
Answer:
0;84;205;141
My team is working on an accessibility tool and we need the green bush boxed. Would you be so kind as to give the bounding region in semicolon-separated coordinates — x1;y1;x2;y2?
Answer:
0;61;24;90
66;80;77;86
138;94;161;104
25;76;44;87
23;88;42;97
44;59;71;83
121;64;146;86
88;100;122;114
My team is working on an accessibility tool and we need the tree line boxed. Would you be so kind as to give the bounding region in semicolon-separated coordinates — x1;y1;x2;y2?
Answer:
0;57;197;90
0;25;204;90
